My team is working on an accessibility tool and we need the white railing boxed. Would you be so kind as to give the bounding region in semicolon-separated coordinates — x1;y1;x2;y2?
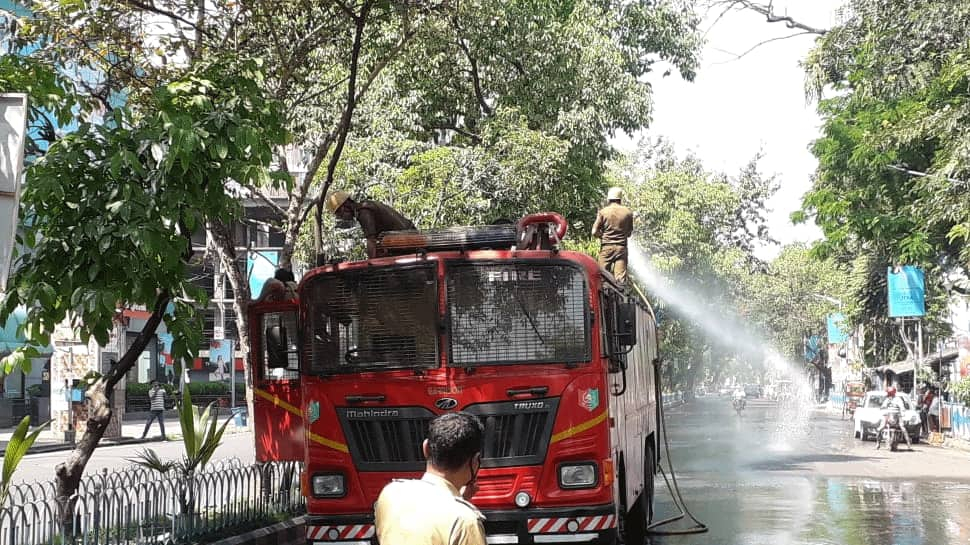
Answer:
1;459;303;545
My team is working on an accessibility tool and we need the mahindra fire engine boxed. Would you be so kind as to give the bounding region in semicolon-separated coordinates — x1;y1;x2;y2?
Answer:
249;213;662;545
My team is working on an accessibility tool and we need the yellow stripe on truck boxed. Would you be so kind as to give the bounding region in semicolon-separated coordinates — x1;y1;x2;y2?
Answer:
550;411;608;444
253;387;349;454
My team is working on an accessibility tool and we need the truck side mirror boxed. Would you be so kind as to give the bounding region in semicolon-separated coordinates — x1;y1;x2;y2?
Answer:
265;325;289;368
616;302;637;347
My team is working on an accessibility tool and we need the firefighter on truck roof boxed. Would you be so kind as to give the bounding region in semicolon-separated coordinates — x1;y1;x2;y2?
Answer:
325;191;416;258
375;412;486;545
592;186;634;284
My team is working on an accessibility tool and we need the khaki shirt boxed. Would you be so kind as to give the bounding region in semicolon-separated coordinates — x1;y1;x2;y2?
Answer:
374;473;486;545
358;201;416;238
592;203;633;245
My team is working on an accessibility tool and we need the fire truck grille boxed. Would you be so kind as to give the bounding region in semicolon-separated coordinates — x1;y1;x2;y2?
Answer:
337;400;559;471
337;407;435;472
466;398;560;468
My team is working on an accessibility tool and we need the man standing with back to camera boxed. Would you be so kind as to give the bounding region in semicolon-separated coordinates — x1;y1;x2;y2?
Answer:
592;186;634;285
374;412;486;545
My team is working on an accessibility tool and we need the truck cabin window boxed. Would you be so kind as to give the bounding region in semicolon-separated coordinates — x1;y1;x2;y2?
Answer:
446;262;590;366
303;265;439;373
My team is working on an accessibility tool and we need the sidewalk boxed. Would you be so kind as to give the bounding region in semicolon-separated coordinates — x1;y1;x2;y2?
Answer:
0;413;250;456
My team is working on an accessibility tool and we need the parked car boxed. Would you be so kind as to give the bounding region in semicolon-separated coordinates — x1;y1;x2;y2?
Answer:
853;391;920;442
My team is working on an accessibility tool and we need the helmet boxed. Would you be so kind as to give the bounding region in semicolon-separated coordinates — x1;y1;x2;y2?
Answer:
325;191;351;213
607;187;624;201
887;387;896;397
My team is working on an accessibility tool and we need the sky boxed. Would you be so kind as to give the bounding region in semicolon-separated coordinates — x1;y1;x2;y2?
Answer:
614;0;845;260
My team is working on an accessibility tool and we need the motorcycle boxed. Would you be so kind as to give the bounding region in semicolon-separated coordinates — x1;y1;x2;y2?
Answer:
876;406;905;451
732;397;746;415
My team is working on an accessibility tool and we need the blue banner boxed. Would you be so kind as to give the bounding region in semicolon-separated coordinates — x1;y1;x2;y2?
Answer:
247;250;279;298
827;313;848;344
887;266;926;317
804;335;822;362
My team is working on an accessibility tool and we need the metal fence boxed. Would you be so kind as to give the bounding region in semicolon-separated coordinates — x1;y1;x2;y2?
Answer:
1;459;304;545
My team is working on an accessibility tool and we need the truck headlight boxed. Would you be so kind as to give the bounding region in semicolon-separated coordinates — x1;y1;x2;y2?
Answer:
558;463;598;489
312;474;346;497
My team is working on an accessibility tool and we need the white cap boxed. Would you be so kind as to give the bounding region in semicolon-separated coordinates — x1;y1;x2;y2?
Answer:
607;187;624;201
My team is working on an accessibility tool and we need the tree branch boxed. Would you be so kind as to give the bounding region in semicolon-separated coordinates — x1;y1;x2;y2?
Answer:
453;19;493;116
725;0;828;35
712;31;815;63
121;0;218;39
885;164;967;186
245;184;288;217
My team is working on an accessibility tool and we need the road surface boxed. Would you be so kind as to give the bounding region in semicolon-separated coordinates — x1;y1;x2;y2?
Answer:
648;397;970;545
11;431;255;485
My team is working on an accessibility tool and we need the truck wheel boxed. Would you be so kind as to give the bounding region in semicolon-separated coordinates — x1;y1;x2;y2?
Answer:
624;445;654;544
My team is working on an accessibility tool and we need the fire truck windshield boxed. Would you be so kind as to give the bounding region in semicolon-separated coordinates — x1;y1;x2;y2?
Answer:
303;264;439;373
446;261;590;365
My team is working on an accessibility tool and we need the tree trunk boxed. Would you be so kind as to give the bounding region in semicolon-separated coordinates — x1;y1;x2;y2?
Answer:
208;220;255;438
55;292;170;538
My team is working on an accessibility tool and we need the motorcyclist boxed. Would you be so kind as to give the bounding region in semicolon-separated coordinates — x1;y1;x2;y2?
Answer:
732;389;746;412
876;387;912;450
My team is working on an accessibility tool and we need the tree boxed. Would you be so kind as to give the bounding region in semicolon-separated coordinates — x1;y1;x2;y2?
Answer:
0;59;287;532
796;0;970;362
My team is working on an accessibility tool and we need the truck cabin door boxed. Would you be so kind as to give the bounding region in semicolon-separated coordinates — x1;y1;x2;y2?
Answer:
250;301;304;462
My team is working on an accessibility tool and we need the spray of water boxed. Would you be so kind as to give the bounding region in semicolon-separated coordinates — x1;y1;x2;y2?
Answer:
627;240;818;445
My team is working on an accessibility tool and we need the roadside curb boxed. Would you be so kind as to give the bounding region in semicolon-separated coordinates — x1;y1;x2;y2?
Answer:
209;516;305;545
943;437;970;453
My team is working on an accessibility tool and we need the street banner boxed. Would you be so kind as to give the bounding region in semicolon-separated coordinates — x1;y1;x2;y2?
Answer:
887;266;926;317
209;338;234;381
247;250;279;298
0;93;28;292
826;312;848;344
804;334;822;362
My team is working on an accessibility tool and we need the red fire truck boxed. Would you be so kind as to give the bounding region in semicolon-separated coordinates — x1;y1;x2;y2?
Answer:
250;213;661;545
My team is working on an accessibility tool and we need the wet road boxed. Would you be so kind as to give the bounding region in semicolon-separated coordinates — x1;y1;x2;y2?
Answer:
648;396;970;545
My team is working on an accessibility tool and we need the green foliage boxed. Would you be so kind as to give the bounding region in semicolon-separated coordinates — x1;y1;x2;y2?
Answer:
178;387;232;473
950;376;970;407
127;381;244;397
0;55;85;156
128;448;177;475
801;0;970;276
0;59;289;373
1;416;49;507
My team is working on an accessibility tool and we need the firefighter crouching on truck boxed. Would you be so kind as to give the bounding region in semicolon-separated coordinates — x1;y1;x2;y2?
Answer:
325;191;416;259
592;187;634;284
375;412;486;545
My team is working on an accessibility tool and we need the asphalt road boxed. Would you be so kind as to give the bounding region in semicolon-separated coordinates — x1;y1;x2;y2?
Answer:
11;431;255;485
647;396;970;545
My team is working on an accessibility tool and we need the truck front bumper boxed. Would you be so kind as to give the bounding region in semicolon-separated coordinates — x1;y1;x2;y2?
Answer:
306;505;619;545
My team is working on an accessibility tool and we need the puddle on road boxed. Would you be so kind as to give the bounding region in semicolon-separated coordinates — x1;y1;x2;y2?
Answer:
649;399;970;545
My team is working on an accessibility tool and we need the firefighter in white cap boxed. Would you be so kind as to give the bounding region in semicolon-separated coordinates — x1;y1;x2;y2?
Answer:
325;191;415;258
591;187;634;284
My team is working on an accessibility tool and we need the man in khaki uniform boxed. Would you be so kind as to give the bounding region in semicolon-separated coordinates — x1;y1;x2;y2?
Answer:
375;413;486;545
325;191;416;258
592;187;634;284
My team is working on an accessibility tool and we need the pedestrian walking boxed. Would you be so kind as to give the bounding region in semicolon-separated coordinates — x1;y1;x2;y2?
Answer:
920;386;935;437
141;381;168;440
929;388;941;433
592;187;634;284
374;412;485;545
